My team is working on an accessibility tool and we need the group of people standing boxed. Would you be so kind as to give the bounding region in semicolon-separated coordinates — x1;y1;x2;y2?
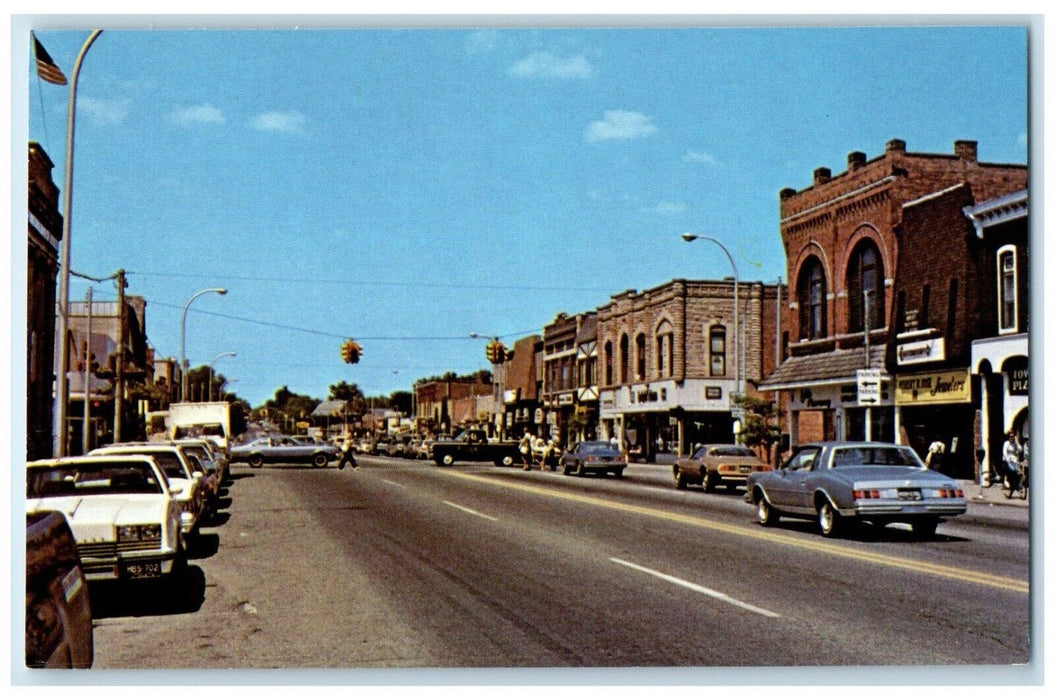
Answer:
518;432;561;471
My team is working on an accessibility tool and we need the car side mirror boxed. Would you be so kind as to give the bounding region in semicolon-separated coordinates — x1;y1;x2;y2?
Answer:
192;471;204;479
169;484;184;495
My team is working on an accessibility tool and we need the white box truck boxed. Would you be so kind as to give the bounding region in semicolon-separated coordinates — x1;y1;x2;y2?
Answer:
168;402;232;456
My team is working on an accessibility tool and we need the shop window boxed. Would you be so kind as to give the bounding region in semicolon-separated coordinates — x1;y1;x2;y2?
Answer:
710;325;726;377
998;245;1018;333
797;257;827;340
847;240;885;333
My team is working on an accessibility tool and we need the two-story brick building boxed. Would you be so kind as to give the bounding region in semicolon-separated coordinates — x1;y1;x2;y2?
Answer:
760;139;1027;473
541;311;599;445
596;278;783;460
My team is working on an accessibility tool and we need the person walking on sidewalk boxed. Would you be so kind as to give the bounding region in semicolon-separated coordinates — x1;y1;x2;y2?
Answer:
337;433;358;470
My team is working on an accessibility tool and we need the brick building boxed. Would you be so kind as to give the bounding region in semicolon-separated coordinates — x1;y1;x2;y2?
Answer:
597;278;783;460
760;139;1027;470
27;142;62;459
502;335;543;440
541;311;599;445
415;377;493;435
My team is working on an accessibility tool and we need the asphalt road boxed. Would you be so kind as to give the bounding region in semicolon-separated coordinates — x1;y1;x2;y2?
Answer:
85;455;1034;682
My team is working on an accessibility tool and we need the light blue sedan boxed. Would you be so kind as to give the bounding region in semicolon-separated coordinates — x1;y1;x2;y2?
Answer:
230;435;340;469
744;441;967;538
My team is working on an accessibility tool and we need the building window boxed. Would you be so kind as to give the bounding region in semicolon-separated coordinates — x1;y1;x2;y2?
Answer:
619;334;629;384
605;341;613;385
635;334;646;380
998;245;1018;333
797;257;827;340
847;240;885;333
655;321;674;377
709;325;726;377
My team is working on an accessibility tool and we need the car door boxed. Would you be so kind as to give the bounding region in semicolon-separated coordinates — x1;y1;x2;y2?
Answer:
771;446;822;510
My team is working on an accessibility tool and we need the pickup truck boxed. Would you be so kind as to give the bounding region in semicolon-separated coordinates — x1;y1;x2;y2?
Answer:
430;429;520;467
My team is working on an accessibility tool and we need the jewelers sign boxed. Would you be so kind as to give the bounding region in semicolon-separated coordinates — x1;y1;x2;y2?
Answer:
894;369;971;405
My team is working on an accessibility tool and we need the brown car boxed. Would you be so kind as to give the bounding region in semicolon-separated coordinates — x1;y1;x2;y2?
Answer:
673;444;770;492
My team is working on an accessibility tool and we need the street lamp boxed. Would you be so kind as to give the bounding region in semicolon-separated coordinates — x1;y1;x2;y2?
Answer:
180;287;227;401
682;233;742;399
208;351;237;401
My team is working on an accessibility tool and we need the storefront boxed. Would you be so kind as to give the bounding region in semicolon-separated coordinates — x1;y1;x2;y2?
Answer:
893;368;975;478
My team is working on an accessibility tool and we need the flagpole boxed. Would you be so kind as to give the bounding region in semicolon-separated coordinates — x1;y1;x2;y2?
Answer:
54;30;102;457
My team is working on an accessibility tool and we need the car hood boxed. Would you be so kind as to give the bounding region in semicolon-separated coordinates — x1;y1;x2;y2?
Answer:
28;495;170;538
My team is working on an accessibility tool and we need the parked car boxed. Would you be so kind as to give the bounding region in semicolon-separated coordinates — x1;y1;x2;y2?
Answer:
230;435;340;468
560;441;627;478
25;510;94;669
172;438;226;504
26;455;186;583
357;438;376;455
431;429;520;467
673;444;770;492
90;443;206;537
744;441;967;538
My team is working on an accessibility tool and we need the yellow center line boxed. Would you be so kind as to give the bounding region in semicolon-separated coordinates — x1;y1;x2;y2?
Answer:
446;470;1029;594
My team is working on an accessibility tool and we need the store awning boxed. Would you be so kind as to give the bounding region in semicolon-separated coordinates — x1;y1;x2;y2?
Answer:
759;344;887;391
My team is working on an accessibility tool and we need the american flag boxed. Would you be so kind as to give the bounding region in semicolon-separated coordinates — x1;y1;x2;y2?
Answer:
33;34;67;86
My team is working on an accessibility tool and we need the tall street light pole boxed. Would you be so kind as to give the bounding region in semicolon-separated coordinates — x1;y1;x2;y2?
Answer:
208;351;237;401
682;233;742;400
53;29;103;457
181;287;227;401
470;332;505;440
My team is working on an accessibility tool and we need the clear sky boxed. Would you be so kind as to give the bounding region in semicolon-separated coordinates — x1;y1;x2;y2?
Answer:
18;19;1030;408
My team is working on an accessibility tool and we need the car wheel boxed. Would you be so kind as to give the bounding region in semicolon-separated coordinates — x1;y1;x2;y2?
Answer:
442;453;455;466
613;468;625;479
562;461;572;475
674;468;687;490
702;470;717;492
248;455;264;469
501;454;515;467
574;462;586;477
312;453;328;468
911;518;939;539
817;499;841;537
757;493;779;527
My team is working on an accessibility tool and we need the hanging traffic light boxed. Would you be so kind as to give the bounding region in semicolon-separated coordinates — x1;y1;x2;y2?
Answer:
341;339;363;364
485;340;506;364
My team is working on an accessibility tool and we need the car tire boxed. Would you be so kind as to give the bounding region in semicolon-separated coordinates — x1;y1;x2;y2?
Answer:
562;462;572;475
702;470;717;492
817;499;841;537
442;453;455;466
312;453;328;468
574;462;585;477
613;468;625;479
248;455;264;469
757;493;779;527
674;468;687;490
911;518;939;539
501;455;515;467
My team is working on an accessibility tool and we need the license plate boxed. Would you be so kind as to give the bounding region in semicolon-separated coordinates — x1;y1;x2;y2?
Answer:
898;489;922;501
123;561;162;579
739;466;752;473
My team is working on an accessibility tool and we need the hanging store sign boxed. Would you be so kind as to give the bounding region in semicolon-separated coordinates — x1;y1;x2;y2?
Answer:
894;369;971;405
896;337;946;366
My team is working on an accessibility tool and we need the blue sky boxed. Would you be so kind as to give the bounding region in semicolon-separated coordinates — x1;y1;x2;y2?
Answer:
18;20;1030;408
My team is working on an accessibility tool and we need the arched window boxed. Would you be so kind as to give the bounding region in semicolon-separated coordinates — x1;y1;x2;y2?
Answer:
797;257;827;340
604;341;614;385
847;240;885;333
619;334;629;384
635;334;646;380
655;321;674;377
709;325;726;377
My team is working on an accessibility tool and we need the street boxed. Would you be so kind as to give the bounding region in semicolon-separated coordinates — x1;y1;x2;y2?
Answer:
87;455;1032;679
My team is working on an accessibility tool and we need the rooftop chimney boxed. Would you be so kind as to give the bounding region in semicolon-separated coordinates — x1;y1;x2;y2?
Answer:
955;140;978;162
848;151;867;171
886;138;906;154
813;167;831;186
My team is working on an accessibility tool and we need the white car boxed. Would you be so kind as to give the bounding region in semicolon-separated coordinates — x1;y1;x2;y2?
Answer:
26;455;185;583
90;444;206;537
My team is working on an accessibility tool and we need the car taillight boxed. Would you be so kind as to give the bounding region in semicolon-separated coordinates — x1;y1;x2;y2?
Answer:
853;489;881;500
935;488;964;498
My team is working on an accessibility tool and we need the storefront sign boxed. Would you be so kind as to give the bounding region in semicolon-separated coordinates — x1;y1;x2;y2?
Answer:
705;386;722;400
896;337;946;366
1009;367;1029;396
894;369;971;405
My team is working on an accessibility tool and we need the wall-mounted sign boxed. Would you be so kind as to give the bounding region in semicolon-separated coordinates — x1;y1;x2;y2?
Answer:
894;369;971;405
705;386;722;400
896;337;946;366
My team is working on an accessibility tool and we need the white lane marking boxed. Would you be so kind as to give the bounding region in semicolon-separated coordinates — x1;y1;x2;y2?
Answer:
610;557;780;618
381;479;405;488
443;501;498;522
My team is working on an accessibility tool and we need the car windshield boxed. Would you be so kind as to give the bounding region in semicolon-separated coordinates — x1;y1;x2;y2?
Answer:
710;446;753;457
28;462;164;497
831;446;923;468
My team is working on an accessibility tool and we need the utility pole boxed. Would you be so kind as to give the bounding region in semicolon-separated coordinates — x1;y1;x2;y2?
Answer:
82;287;92;454
114;268;126;441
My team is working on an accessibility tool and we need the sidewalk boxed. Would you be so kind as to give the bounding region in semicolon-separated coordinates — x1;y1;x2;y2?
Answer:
960;478;1030;508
